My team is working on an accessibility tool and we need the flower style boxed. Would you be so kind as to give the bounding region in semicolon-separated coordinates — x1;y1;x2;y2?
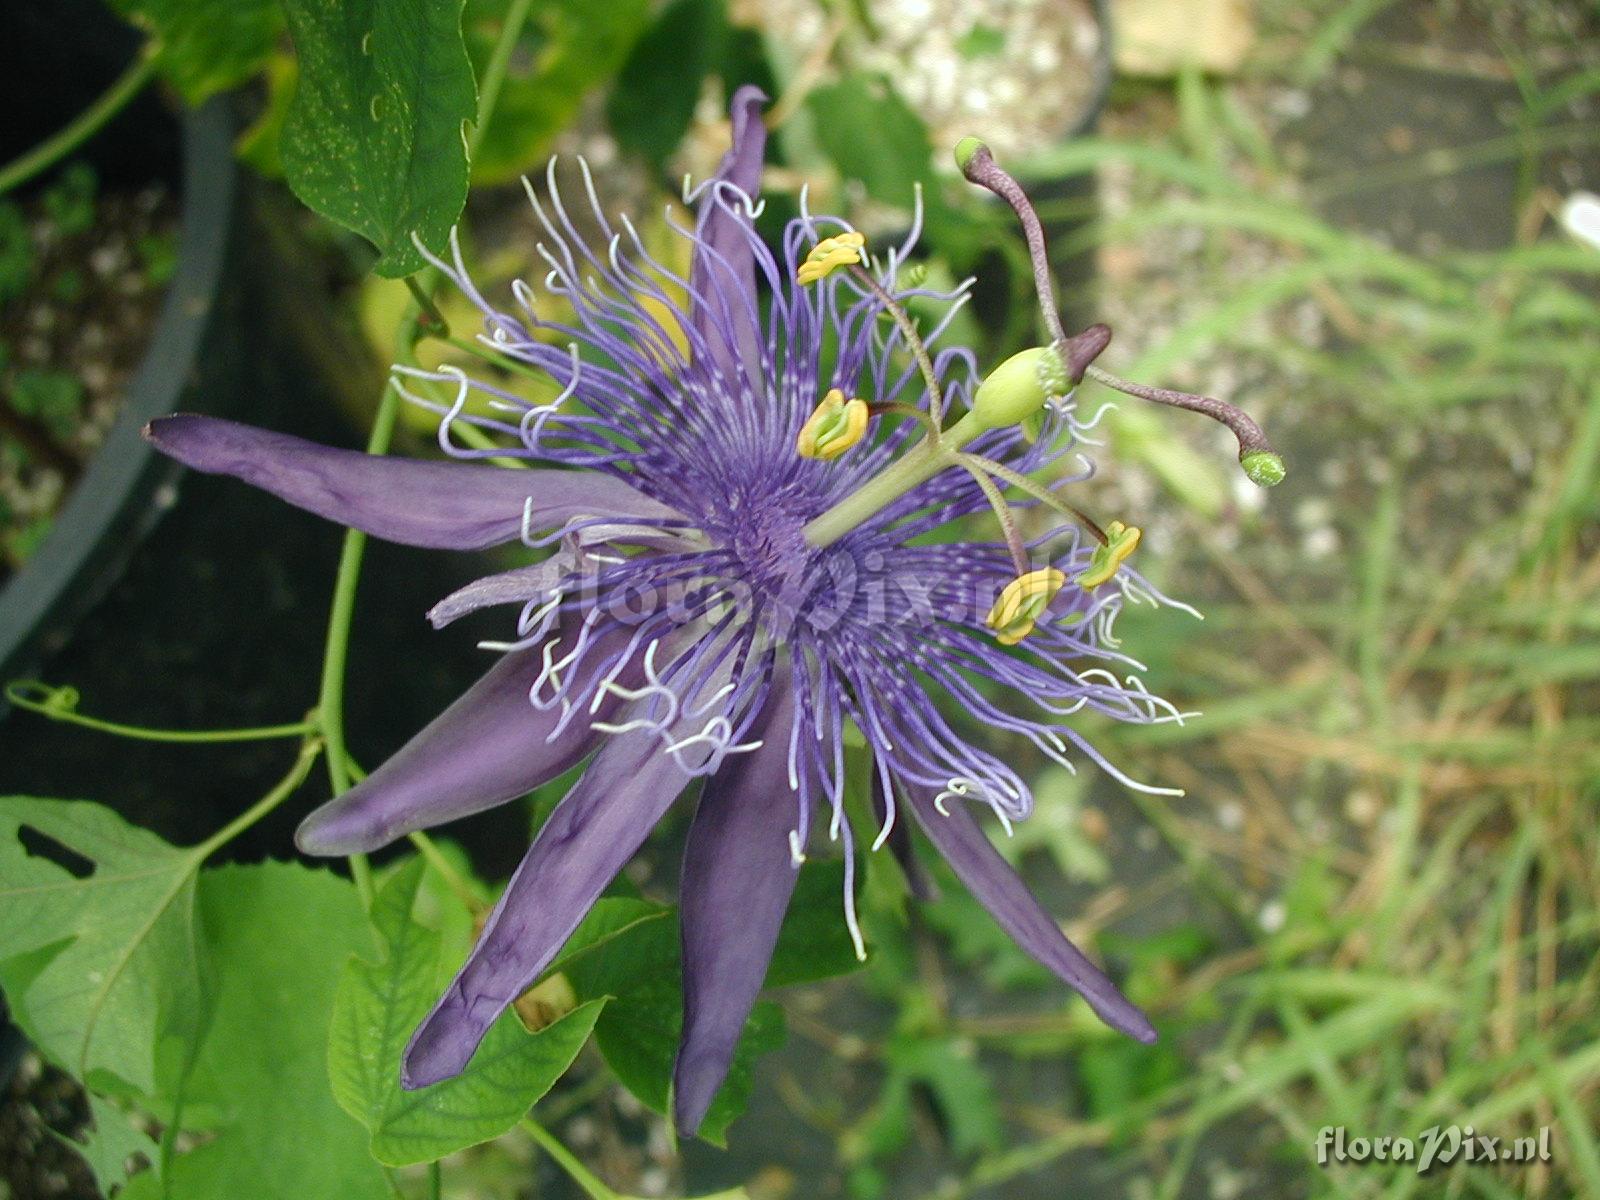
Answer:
144;88;1278;1139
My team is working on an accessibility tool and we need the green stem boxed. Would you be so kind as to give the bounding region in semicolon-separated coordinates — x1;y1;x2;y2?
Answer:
316;373;401;910
4;681;316;743
405;275;451;337
408;830;488;909
802;410;986;548
313;0;538;911
958;460;1030;575
426;1161;441;1200
521;1117;621;1200
194;738;323;860
0;47;160;197
471;0;536;155
441;335;549;381
848;264;945;424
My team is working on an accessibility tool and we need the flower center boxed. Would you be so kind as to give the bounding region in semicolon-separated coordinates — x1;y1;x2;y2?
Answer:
723;499;814;609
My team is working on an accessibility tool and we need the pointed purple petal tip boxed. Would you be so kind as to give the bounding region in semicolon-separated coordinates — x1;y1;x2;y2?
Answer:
905;784;1156;1045
401;995;478;1090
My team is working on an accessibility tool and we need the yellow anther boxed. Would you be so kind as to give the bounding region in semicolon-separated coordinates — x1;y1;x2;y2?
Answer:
986;567;1067;645
797;388;870;460
796;231;866;285
1075;521;1141;590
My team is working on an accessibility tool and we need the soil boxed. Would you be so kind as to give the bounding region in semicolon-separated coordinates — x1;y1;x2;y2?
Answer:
742;0;1103;164
0;1053;97;1199
0;168;178;580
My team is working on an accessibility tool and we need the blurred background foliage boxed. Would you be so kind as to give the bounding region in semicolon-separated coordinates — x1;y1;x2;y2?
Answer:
3;0;1599;1197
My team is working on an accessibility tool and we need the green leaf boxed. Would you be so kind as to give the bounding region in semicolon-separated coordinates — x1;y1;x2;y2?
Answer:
281;0;478;277
605;0;726;170
110;0;282;105
592;975;785;1147
766;860;865;988
886;1036;1004;1156
544;895;672;978
1077;1036;1186;1125
562;910;786;1145
329;859;604;1166
50;1096;162;1196
806;75;936;207
464;0;652;185
125;862;390;1199
0;799;208;1095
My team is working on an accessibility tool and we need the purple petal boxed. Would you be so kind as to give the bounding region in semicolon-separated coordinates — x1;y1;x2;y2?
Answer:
689;86;767;385
904;785;1157;1044
402;731;692;1088
672;683;798;1138
143;414;681;549
295;619;637;856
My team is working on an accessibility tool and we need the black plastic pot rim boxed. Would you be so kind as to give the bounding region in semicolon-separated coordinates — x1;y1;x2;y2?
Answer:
0;100;238;697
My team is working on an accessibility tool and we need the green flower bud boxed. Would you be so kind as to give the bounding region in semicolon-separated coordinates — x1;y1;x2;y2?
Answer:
971;346;1068;430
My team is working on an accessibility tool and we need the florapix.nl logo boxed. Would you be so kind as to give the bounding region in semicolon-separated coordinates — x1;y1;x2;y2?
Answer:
1315;1126;1553;1174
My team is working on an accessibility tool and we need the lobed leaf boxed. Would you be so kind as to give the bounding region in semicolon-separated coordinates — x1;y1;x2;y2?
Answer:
329;858;603;1166
0;798;208;1096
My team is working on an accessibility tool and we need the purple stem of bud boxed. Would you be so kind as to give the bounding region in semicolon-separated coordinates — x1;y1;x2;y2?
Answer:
1084;364;1277;464
958;140;1067;348
959;138;1283;485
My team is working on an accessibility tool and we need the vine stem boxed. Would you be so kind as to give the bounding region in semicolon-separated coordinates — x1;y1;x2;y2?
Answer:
0;46;160;197
521;1117;622;1200
3;681;317;743
193;738;323;860
315;0;538;910
472;0;535;147
407;830;488;910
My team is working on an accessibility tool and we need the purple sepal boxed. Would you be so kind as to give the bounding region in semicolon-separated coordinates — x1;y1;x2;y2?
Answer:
401;731;693;1088
689;86;768;386
143;414;681;549
672;680;798;1139
296;620;637;856
904;785;1157;1044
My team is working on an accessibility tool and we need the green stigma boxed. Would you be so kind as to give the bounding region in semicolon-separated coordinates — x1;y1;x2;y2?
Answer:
1241;450;1286;488
954;136;986;173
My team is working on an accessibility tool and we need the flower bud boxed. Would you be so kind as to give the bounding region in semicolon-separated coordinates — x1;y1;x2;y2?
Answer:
954;136;987;174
